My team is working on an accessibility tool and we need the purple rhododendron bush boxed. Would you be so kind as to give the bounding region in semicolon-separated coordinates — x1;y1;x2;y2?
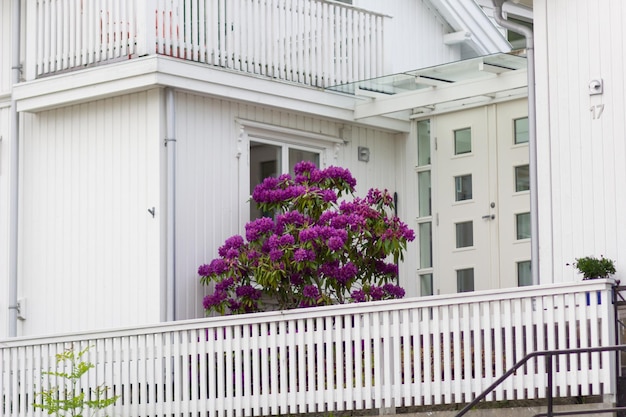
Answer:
199;161;415;314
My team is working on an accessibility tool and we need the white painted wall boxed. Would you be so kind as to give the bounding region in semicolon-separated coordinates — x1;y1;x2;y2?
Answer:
0;0;11;95
353;0;462;73
173;91;404;320
535;0;626;283
0;0;15;342
18;90;164;336
0;105;10;338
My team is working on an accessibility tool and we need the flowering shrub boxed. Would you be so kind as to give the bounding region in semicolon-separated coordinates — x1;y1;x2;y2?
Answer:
199;161;415;314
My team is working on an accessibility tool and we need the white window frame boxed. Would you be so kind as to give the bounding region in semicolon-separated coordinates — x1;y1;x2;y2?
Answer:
236;119;343;231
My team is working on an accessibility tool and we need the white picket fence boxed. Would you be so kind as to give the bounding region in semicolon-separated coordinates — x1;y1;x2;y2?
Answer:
24;0;386;87
0;280;617;417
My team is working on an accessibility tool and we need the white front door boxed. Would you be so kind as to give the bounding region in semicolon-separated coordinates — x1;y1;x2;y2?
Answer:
430;99;529;294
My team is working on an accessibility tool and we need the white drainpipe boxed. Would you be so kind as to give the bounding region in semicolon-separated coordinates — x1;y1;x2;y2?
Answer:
492;0;539;285
165;88;176;322
8;0;21;337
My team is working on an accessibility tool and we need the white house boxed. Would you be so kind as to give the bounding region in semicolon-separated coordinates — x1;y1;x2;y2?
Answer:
0;0;513;338
1;1;623;416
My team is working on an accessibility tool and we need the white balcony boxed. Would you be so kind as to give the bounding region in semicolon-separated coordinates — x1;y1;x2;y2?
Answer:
0;280;617;417
24;0;386;88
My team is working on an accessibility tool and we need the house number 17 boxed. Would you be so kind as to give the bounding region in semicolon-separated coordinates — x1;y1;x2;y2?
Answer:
590;104;605;119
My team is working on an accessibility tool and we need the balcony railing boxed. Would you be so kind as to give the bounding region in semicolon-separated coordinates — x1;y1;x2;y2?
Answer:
24;0;386;88
0;280;616;417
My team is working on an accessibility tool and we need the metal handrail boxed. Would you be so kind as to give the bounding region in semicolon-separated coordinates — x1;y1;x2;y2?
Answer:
455;344;626;417
533;407;626;417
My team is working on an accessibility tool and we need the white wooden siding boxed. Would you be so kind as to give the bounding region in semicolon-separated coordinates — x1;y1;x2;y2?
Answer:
534;0;626;283
354;0;462;73
0;0;12;95
0;105;10;338
174;91;401;320
19;90;163;336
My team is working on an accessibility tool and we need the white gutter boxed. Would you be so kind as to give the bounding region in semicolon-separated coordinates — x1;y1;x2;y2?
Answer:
492;0;539;284
165;88;176;321
8;0;21;337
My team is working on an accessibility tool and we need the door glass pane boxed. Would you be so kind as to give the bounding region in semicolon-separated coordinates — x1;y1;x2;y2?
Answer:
288;148;319;176
419;222;432;268
455;221;473;248
457;268;474;292
420;273;433;296
454;128;471;155
517;261;532;286
514;117;529;144
515;165;530;192
250;142;282;219
516;212;531;239
417;120;431;166
454;174;472;201
418;171;431;217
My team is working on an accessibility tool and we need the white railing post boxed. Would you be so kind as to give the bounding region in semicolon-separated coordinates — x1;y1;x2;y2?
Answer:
24;0;39;80
136;0;156;57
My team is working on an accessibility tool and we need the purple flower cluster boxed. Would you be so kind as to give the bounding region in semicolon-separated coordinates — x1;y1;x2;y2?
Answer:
320;261;358;285
383;283;405;298
245;217;275;242
252;175;307;205
366;188;393;206
203;290;227;309
235;285;262;300
294;248;316;262
300;284;321;307
199;161;413;315
375;260;399;277
198;258;230;277
218;235;245;259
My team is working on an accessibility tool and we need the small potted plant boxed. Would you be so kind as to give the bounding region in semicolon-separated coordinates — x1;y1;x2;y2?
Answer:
573;255;616;280
573;255;616;305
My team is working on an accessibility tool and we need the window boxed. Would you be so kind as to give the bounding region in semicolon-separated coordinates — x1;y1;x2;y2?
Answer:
517;261;532;286
420;274;433;296
455;221;473;248
417;120;431;166
516;212;531;240
457;268;474;292
250;140;320;219
454;128;471;155
515;165;530;192
455;174;472;201
418;171;431;217
419;222;432;268
514;117;529;144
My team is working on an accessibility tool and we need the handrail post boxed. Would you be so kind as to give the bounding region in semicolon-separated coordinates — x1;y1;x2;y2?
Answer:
546;353;553;417
136;0;156;57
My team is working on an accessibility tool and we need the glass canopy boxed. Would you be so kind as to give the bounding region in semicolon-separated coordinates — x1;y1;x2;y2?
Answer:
327;53;527;96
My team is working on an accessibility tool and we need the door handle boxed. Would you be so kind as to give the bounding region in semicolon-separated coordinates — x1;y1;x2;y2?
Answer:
482;214;495;220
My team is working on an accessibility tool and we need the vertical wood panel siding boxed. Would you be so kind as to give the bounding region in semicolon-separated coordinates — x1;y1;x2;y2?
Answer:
535;0;626;282
354;0;462;73
19;90;162;336
174;92;400;320
0;107;10;338
0;1;12;94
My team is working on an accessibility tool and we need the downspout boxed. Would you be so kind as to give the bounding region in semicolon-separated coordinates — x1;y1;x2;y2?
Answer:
165;88;176;322
8;0;22;337
492;0;540;284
